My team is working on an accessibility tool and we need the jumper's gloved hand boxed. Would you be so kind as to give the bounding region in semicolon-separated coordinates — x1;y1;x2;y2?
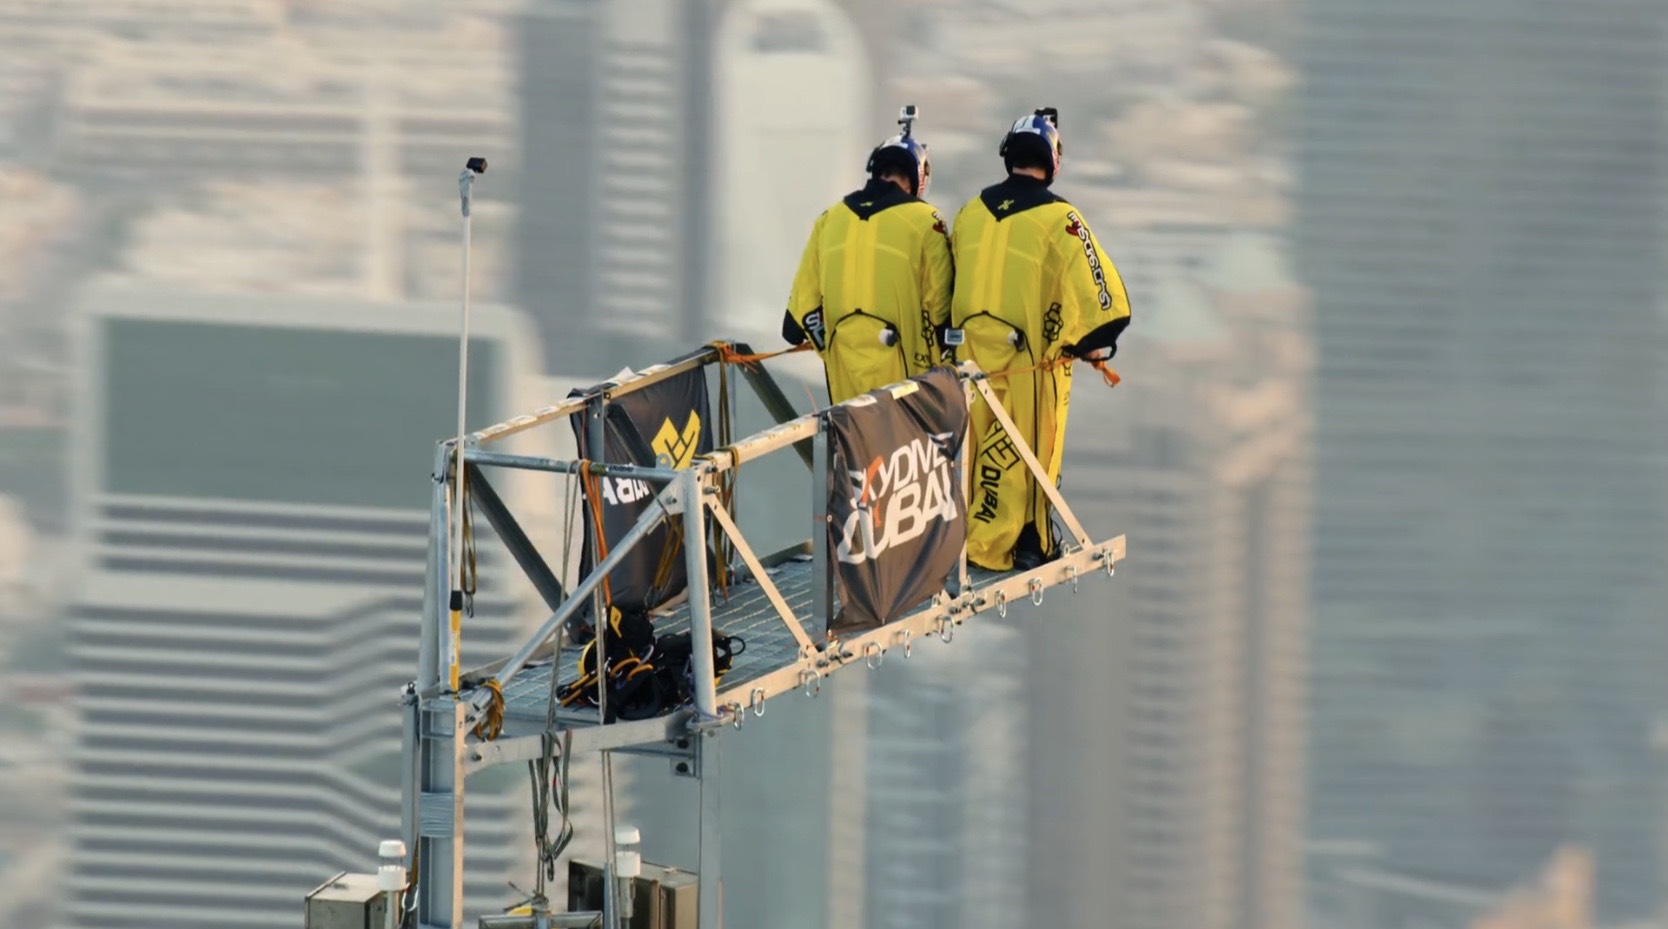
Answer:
1064;316;1129;362
1063;341;1115;362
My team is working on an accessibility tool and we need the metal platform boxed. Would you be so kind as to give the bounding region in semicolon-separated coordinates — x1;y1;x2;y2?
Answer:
501;560;1022;727
395;344;1128;929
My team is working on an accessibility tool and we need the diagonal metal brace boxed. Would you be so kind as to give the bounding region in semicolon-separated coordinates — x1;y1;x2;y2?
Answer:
464;463;565;615
707;500;814;652
729;341;815;468
970;376;1092;547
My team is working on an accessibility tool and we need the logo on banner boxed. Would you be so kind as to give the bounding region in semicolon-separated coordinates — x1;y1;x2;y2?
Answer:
837;432;959;565
652;411;702;469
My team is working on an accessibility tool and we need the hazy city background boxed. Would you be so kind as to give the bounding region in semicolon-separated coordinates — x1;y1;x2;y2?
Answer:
0;0;1661;928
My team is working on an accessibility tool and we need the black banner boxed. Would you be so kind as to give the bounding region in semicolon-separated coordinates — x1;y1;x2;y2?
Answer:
569;368;714;613
825;367;968;635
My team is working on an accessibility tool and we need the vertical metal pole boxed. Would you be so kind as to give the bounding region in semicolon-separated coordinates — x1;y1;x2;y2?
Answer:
696;735;722;929
585;394;609;717
399;686;419;882
449;160;484;695
683;469;719;719
419;442;449;698
585;395;607;469
416;700;468;929
810;417;832;640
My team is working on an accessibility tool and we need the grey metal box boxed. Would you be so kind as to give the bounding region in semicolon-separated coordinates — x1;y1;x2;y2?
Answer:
568;860;698;929
306;872;389;929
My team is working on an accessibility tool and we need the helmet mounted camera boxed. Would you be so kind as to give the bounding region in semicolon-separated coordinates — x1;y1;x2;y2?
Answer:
866;103;930;197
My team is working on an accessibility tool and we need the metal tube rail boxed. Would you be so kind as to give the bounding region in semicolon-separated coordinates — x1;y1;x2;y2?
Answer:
464;447;683;483
468;345;720;446
701;361;982;474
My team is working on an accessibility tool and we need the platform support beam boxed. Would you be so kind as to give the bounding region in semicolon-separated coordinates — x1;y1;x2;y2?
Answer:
416;698;468;929
683;469;720;721
697;734;722;929
419;442;450;699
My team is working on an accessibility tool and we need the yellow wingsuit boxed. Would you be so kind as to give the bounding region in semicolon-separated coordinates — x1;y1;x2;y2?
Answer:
950;174;1132;570
783;178;955;404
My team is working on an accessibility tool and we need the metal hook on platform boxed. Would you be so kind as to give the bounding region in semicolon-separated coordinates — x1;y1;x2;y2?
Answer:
895;629;913;658
800;669;821;698
1102;549;1117;578
1068;564;1079;594
995;590;1008;619
938;616;954;643
728;702;745;730
864;642;884;670
750;688;766;717
1029;577;1045;606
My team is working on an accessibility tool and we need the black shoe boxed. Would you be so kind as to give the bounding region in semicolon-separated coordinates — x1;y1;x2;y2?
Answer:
1011;522;1052;572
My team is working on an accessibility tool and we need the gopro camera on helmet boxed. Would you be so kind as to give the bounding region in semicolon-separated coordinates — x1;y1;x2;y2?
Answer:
866;105;930;196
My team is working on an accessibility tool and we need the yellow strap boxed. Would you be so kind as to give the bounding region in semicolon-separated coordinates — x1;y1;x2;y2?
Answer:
471;678;504;741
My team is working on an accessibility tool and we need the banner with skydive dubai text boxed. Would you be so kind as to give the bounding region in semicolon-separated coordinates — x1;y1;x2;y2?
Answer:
824;367;968;635
568;367;714;615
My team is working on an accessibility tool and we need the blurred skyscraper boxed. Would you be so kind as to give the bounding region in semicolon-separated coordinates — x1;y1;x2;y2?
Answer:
1296;0;1668;920
515;0;902;374
862;623;1028;929
1043;234;1311;929
517;0;714;375
62;284;548;929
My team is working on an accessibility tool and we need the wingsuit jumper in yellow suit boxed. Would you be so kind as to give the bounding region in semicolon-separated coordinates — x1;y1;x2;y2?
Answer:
783;128;953;405
950;109;1132;571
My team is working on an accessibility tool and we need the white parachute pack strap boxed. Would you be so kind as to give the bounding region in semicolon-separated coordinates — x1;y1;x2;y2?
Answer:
449;157;487;691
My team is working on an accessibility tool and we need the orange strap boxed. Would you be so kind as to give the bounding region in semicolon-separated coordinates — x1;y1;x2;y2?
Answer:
578;462;613;610
710;340;812;371
984;354;1121;389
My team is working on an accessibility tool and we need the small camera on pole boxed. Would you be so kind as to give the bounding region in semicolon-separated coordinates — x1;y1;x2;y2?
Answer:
459;156;487;217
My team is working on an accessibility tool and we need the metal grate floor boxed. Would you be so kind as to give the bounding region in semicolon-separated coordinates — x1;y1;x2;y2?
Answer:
500;557;1016;725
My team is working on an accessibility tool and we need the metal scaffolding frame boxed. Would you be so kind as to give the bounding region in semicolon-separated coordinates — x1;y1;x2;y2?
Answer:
403;343;1127;929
